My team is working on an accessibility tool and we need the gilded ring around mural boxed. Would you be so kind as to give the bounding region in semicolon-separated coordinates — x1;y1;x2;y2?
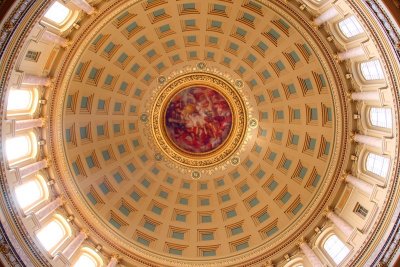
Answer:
151;72;247;168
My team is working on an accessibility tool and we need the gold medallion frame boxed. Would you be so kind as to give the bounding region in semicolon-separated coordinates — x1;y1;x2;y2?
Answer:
151;72;247;168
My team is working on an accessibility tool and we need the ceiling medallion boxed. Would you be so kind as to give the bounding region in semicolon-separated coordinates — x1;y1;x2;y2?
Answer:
165;85;233;154
145;64;253;173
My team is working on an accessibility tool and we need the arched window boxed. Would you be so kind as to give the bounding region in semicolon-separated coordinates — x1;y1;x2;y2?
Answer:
36;215;71;254
338;16;364;38
366;153;390;177
44;1;71;24
360;60;385;80
73;247;103;267
6;88;38;116
5;134;37;163
369;107;392;129
323;235;350;264
14;175;48;211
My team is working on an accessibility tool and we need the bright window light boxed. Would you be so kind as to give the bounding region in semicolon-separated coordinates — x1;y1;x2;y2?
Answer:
15;180;42;210
44;1;70;24
370;107;392;128
6;136;31;162
36;220;65;252
323;235;350;264
7;90;32;111
338;16;364;38
73;253;97;267
360;60;385;80
366;153;390;177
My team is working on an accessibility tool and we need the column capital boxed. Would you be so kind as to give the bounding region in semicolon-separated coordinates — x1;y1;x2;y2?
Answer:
46;157;52;167
79;228;89;238
323;207;334;217
62;39;73;48
341;171;351;180
297;236;307;247
346;91;353;101
333;53;341;63
349;131;356;141
58;195;67;205
89;8;99;16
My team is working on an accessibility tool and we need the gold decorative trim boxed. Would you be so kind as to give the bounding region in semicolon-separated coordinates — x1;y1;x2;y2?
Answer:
151;71;246;168
143;64;255;175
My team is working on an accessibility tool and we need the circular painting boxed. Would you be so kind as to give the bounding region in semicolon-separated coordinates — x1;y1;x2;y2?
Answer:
165;86;233;153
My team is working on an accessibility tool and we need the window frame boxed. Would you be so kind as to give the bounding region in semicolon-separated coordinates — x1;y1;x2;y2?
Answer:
35;214;72;255
322;234;351;265
14;174;49;213
337;15;365;39
353;202;369;219
367;106;393;130
364;152;391;179
41;1;79;32
6;87;39;117
5;132;38;167
71;247;104;267
359;59;385;81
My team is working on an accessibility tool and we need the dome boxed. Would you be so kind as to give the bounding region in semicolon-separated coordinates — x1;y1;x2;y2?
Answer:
0;0;399;267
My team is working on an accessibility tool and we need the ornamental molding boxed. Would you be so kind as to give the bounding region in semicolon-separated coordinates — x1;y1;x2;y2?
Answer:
144;68;251;174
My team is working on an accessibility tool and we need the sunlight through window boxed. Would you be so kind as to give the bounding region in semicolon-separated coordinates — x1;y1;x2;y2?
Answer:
36;220;65;252
73;253;97;267
370;107;392;129
7;90;32;111
44;1;70;24
15;180;42;210
338;16;364;38
366;153;390;177
360;60;385;80
6;136;31;162
323;235;350;264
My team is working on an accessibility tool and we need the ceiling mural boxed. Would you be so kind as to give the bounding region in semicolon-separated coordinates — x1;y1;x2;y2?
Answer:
164;85;233;154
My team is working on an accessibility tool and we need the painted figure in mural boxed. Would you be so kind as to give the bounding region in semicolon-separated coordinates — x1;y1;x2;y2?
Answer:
165;86;233;153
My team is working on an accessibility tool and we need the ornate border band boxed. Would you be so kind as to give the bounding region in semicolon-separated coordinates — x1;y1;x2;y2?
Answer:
151;72;247;168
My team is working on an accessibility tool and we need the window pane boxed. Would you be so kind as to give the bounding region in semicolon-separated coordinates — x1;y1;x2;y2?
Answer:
6;136;31;161
73;253;97;267
15;180;42;210
36;221;65;251
7;90;32;111
338;16;364;38
366;153;390;177
323;235;350;264
360;60;385;80
44;1;70;24
370;107;392;128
